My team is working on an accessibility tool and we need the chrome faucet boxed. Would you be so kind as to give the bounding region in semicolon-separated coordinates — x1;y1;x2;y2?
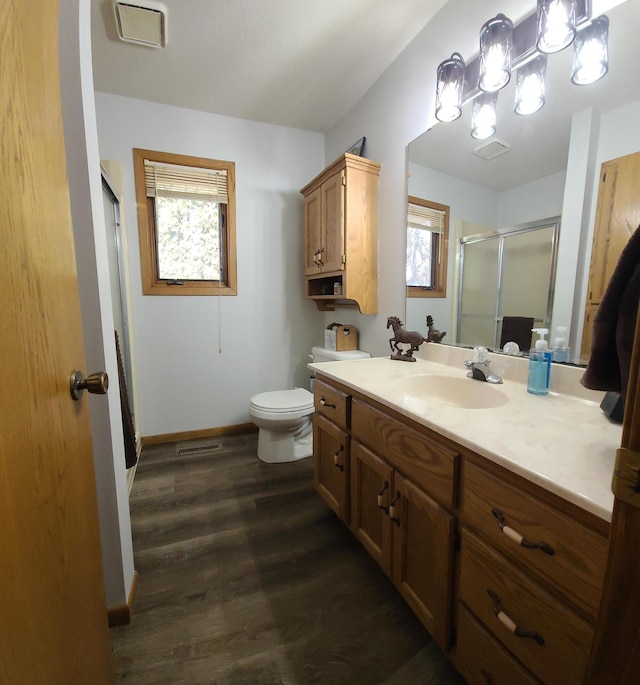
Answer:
464;346;503;384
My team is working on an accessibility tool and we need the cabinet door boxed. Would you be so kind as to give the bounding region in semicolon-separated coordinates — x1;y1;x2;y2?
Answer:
455;606;541;685
350;439;393;575
391;472;455;651
304;186;322;275
321;172;345;273
313;414;349;523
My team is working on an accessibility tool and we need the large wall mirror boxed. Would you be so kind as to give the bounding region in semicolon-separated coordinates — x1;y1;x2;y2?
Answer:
406;0;640;364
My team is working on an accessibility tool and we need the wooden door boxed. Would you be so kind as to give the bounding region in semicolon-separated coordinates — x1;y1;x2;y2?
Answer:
304;186;322;274
350;440;393;574
321;172;345;273
585;305;640;684
313;414;350;522
391;473;455;651
581;152;640;358
0;1;114;682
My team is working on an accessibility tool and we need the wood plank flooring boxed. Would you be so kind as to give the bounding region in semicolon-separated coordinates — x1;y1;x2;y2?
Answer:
110;433;466;685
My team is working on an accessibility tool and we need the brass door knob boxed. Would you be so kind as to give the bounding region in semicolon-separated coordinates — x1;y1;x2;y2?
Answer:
69;370;109;401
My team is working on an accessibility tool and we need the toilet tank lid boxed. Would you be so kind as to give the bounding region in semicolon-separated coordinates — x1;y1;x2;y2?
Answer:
250;388;314;412
311;346;371;362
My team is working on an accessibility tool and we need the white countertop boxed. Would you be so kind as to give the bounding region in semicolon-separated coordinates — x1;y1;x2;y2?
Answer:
309;350;622;522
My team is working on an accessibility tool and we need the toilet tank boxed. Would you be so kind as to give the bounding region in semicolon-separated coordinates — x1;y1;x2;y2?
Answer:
311;346;371;362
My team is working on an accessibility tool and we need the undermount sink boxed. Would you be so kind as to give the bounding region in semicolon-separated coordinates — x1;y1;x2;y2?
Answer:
397;374;509;409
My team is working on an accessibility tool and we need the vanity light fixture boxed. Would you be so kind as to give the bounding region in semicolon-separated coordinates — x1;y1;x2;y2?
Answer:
571;15;609;85
471;92;498;140
515;54;547;115
434;0;613;138
479;14;514;92
435;52;466;122
536;0;577;53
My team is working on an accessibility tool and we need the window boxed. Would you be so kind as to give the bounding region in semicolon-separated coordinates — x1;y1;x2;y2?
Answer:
133;148;237;295
406;196;449;298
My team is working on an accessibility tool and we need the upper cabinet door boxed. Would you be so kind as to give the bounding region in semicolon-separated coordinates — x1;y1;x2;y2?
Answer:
304;186;323;275
321;172;345;273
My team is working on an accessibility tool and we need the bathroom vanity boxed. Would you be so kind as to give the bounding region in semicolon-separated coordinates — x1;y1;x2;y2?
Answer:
309;348;621;685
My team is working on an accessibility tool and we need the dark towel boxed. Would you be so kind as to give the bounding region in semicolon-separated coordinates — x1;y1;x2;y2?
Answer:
581;225;640;397
115;330;138;469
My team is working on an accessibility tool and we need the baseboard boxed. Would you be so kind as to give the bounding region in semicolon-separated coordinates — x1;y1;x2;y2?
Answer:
107;570;138;627
141;422;257;446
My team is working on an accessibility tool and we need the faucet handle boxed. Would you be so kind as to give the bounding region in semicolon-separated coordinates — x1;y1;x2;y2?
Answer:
473;346;489;364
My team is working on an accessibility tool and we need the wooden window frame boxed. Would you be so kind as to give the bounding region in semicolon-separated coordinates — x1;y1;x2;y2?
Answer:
406;196;449;299
133;148;237;296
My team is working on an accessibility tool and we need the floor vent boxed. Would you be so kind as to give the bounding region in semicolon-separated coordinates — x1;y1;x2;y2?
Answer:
176;442;222;456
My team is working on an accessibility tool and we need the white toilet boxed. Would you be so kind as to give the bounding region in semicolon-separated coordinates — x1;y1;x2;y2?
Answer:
249;346;370;463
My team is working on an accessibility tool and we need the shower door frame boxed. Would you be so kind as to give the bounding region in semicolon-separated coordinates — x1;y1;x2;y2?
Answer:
456;216;561;351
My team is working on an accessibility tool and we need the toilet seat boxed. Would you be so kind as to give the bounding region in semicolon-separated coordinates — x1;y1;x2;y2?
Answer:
250;388;314;414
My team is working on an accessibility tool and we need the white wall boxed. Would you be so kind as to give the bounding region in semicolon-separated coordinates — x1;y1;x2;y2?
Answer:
59;0;134;610
95;94;326;438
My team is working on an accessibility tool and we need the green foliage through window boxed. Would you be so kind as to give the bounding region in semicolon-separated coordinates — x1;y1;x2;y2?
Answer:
155;196;222;281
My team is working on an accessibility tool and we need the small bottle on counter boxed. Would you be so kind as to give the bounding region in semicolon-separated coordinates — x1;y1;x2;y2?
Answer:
552;326;571;363
527;328;552;396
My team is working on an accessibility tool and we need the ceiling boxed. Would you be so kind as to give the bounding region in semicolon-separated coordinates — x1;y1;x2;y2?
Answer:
90;0;449;133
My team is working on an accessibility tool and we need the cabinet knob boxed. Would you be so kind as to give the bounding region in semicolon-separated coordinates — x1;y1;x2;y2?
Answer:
389;493;401;525
377;481;389;510
319;397;336;409
333;445;344;472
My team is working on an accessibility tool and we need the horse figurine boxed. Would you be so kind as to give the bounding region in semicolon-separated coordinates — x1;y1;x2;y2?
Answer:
386;316;427;361
426;315;447;343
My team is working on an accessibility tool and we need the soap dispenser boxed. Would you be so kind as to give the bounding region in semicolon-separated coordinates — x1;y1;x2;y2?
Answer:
528;328;552;395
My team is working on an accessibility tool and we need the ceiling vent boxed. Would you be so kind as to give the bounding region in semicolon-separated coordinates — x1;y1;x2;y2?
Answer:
114;1;168;48
473;139;511;161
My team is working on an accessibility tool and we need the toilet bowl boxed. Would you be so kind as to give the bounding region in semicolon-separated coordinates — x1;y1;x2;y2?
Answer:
249;388;314;463
249;347;371;463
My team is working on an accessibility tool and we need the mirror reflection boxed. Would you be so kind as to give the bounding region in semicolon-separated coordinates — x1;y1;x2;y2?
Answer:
405;0;640;364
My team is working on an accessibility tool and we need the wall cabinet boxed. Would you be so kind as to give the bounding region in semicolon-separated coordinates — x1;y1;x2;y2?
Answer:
300;153;381;314
581;150;640;359
312;374;610;684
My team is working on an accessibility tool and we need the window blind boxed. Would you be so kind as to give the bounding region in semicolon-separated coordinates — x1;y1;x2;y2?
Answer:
144;159;228;203
407;202;445;234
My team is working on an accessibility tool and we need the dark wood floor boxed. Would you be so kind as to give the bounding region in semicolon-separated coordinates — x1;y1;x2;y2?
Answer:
111;433;466;685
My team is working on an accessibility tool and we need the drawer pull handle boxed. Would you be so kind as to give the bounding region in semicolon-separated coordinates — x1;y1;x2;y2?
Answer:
377;481;389;510
491;508;555;556
488;590;545;646
389;493;401;525
333;445;344;472
319;397;336;409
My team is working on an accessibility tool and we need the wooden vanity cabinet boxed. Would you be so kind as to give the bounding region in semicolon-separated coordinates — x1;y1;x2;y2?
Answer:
300;153;381;314
457;458;609;685
313;379;351;523
349;438;456;649
311;374;609;683
313;414;349;523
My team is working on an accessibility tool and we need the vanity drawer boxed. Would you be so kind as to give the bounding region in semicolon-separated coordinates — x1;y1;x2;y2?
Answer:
313;379;349;430
454;605;541;685
459;529;594;685
462;461;607;618
351;398;458;508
